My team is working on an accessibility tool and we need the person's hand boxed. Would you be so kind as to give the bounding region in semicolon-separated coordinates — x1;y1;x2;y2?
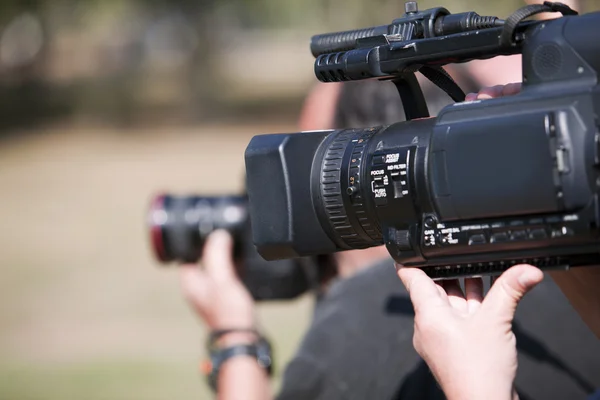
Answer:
397;265;544;400
180;230;256;345
465;82;522;102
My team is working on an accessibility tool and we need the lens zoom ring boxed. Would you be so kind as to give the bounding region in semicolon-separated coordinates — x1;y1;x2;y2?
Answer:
320;130;370;249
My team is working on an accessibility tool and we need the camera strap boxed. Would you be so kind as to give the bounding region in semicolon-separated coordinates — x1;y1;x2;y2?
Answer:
416;2;581;107
417;2;581;105
419;65;466;103
499;1;578;48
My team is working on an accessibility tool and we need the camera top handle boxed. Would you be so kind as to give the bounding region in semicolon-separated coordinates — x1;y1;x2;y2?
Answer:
311;1;578;120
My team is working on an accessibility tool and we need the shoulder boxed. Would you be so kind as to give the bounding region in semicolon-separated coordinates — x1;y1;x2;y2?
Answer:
276;354;339;400
305;259;413;346
327;260;407;299
513;276;600;398
280;260;420;393
312;261;411;327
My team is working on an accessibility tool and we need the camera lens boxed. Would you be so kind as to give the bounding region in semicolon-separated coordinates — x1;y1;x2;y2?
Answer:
148;194;248;264
312;128;383;250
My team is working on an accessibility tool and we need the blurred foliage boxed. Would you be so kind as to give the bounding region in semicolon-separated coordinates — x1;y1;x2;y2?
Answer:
0;0;598;131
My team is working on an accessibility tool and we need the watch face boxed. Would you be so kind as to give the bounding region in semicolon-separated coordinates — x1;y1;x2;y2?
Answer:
256;341;273;374
257;353;272;368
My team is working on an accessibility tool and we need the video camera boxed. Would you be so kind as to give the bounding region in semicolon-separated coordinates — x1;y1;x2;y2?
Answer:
245;1;600;279
147;194;324;300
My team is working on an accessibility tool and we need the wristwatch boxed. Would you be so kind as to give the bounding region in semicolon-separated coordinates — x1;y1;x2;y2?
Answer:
202;329;273;392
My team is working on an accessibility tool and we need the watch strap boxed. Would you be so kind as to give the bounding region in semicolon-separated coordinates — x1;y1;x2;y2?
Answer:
204;339;273;392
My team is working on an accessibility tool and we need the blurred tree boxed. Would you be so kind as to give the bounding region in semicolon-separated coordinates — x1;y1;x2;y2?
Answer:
134;0;222;121
0;0;64;131
0;0;597;131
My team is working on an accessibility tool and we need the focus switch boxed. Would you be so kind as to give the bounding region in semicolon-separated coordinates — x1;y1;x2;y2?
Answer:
468;234;486;245
395;230;412;251
373;155;386;165
529;228;547;240
491;232;509;243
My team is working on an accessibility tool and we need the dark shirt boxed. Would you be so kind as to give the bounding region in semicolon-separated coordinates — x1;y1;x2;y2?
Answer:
276;260;600;400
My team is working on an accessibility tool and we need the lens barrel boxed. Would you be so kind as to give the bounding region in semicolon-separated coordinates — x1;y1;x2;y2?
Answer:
312;128;384;250
147;193;321;301
148;194;247;264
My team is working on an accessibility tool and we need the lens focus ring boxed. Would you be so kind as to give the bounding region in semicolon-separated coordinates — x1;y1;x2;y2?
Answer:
347;130;382;243
319;129;381;249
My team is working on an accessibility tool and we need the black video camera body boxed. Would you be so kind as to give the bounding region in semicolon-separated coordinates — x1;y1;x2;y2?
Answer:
245;2;600;279
147;194;323;300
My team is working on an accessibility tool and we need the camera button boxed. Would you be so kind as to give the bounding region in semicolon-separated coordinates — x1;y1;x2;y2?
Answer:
394;230;412;251
552;226;574;237
491;232;509;243
551;229;562;238
510;230;527;241
468;234;486;245
561;226;574;236
529;228;547;240
375;197;388;206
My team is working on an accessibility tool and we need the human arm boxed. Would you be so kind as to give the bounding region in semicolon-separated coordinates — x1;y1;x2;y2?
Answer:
218;355;270;400
180;230;272;400
298;82;342;131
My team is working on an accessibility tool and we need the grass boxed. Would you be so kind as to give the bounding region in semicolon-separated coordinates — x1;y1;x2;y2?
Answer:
0;359;204;400
0;124;312;399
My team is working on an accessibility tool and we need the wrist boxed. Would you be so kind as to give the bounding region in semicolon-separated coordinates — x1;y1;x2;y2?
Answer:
204;330;274;393
432;366;513;400
216;331;259;347
441;379;514;400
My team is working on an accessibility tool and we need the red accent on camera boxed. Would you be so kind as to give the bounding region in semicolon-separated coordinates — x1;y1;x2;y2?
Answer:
149;194;168;262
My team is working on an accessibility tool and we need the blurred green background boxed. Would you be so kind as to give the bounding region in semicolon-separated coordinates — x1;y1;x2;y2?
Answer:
0;0;599;399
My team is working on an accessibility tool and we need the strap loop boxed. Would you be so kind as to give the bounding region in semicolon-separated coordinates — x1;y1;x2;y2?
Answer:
500;2;578;48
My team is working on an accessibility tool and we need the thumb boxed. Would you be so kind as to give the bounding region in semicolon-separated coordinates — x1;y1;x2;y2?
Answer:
202;229;237;282
481;264;544;322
